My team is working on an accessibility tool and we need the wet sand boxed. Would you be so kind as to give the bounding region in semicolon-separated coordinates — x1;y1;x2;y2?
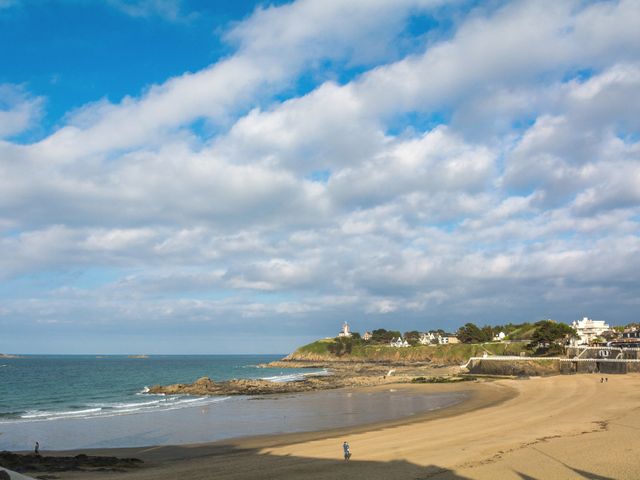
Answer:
22;375;640;479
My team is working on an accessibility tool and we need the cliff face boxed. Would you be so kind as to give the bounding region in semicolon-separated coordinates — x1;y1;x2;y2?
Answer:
285;341;530;365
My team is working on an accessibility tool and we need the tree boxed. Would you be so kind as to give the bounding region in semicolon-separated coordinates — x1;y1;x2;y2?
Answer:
371;329;401;344
481;325;494;342
403;331;421;346
528;320;576;354
328;336;353;356
456;323;484;344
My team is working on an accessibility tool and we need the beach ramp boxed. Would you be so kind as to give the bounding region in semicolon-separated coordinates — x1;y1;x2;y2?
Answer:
0;467;38;480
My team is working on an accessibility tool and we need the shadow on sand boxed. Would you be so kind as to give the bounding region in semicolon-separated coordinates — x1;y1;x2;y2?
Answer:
9;443;470;480
8;443;618;480
136;444;474;480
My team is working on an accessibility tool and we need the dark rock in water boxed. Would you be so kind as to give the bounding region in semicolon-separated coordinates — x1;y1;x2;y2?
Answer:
147;376;320;395
0;451;142;473
0;470;10;480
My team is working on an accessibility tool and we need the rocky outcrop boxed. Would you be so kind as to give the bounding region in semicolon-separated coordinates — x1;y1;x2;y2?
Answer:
0;354;20;358
148;377;324;395
147;370;420;396
0;452;142;474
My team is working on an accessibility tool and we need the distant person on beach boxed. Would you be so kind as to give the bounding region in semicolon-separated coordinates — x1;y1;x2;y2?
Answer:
343;441;351;461
34;442;39;455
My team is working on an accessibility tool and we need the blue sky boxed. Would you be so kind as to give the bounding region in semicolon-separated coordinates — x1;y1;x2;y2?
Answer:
1;0;639;354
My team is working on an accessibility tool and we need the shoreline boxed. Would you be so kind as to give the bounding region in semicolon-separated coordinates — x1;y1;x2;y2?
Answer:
16;380;513;477
1;379;474;452
22;374;640;479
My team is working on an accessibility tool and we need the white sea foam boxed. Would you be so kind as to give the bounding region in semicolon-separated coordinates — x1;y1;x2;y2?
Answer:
262;369;331;382
12;395;232;423
21;408;102;419
5;367;328;424
261;372;306;382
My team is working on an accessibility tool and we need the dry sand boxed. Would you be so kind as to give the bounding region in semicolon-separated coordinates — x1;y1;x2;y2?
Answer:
41;375;640;479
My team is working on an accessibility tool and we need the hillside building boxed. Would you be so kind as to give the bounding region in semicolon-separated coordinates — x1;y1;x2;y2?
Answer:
571;317;610;345
338;321;352;338
419;332;460;345
390;337;409;347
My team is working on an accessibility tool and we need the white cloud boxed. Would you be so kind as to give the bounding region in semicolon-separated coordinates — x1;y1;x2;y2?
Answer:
34;0;447;161
107;0;186;21
2;0;640;350
0;84;43;138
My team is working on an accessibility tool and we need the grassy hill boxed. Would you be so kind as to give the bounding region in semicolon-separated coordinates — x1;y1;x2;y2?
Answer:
504;324;537;341
287;338;532;364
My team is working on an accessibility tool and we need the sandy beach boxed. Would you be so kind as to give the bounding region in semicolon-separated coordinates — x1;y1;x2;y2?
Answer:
24;373;640;480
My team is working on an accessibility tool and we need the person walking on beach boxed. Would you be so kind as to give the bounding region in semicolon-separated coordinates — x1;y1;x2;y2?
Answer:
343;441;351;461
34;442;39;456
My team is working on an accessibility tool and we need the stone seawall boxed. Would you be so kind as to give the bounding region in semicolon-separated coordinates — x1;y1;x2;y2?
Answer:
467;359;561;376
566;346;640;360
467;355;640;376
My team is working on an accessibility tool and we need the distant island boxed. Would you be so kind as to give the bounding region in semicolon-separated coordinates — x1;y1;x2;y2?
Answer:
0;353;21;358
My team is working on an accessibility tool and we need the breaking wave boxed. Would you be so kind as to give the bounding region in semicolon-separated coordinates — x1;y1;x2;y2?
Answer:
9;395;231;423
261;369;331;382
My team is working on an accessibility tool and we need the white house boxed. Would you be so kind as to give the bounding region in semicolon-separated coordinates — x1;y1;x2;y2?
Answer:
362;331;373;341
493;331;506;341
390;337;409;347
419;332;437;345
440;335;460;344
418;332;459;345
571;317;610;345
338;321;352;338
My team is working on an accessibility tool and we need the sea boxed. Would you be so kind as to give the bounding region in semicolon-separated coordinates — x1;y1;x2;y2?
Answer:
0;355;466;451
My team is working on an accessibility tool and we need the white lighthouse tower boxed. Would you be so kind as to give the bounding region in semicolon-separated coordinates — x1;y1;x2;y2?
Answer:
338;321;352;337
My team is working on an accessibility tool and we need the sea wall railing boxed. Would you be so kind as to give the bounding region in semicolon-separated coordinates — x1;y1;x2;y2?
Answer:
461;355;640;369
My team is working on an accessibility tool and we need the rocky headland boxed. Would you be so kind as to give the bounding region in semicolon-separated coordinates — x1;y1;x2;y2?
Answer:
0;353;21;358
148;361;463;396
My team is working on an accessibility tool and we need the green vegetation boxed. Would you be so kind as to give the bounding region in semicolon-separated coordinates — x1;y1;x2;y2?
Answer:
456;323;493;343
403;330;421;346
292;338;532;363
327;336;353;356
296;338;335;355
370;328;402;344
502;323;536;341
456;322;539;342
528;320;577;356
293;319;579;363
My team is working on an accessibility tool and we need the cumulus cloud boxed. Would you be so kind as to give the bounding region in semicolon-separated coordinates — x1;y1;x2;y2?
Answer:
2;0;640;352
